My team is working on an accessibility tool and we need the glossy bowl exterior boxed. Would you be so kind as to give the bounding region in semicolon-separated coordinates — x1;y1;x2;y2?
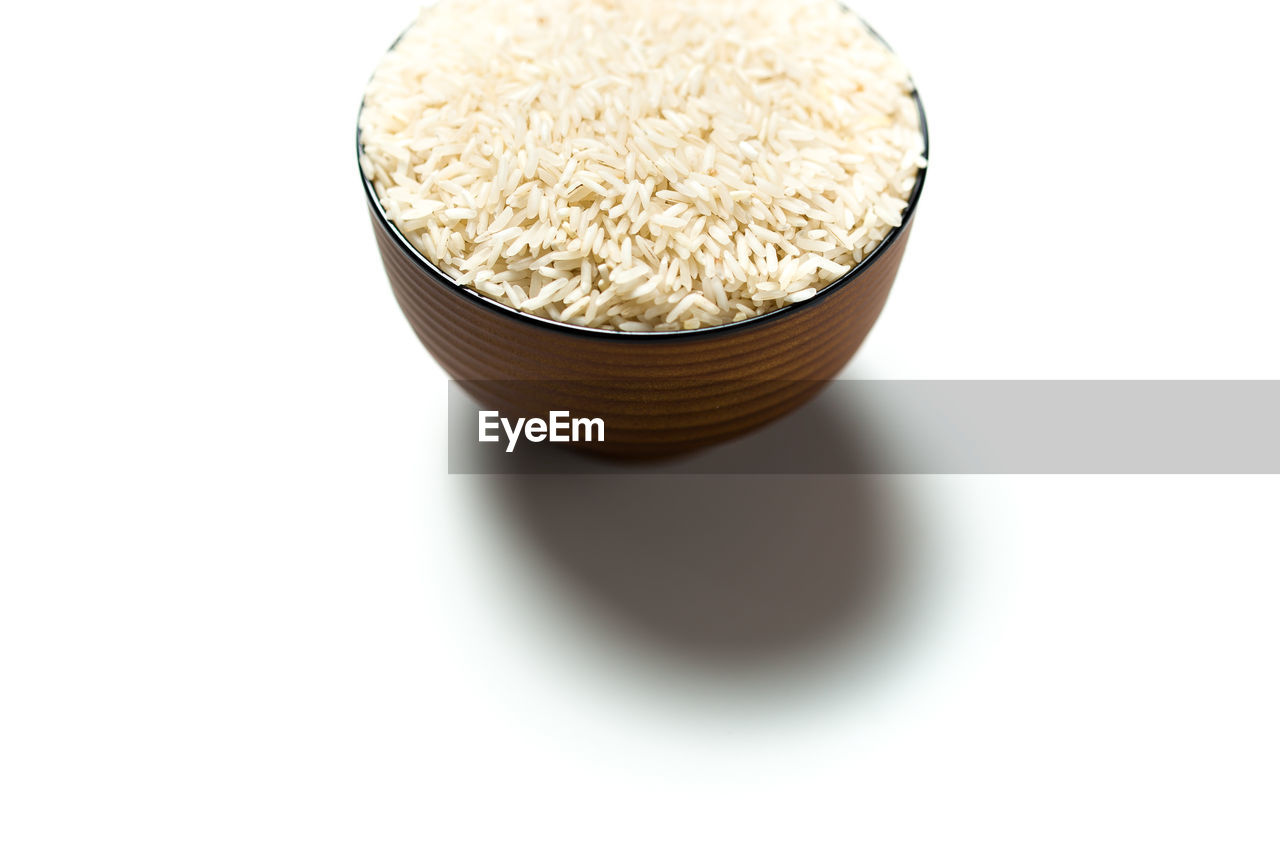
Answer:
362;93;927;457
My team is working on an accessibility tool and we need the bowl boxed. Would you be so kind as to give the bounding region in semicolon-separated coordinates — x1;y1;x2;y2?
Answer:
359;41;927;458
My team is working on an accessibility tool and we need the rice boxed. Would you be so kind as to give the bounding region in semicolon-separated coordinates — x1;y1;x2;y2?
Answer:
360;0;925;332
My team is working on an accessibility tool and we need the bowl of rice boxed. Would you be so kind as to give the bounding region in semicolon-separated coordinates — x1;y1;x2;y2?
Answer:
360;0;927;456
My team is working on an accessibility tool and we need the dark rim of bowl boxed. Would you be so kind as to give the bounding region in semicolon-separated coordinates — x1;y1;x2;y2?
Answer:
356;18;929;342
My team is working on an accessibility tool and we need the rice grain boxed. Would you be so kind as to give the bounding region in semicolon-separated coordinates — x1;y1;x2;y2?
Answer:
361;0;925;331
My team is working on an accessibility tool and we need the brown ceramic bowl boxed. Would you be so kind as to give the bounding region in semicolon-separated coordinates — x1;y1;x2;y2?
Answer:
360;50;927;457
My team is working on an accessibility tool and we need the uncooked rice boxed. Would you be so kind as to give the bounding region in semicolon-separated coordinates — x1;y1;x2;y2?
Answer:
360;0;925;331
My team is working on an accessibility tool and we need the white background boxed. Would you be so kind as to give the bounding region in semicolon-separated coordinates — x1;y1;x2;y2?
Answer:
2;1;1279;850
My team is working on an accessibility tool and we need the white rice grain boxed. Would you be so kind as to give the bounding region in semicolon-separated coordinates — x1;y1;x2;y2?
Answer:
360;0;925;331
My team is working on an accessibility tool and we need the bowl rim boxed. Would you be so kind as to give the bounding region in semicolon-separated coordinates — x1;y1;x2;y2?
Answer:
357;19;929;342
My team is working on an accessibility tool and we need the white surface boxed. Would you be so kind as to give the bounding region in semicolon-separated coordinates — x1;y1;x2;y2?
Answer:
1;1;1278;850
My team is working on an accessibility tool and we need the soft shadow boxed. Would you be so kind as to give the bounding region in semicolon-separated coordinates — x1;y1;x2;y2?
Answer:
483;389;930;678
